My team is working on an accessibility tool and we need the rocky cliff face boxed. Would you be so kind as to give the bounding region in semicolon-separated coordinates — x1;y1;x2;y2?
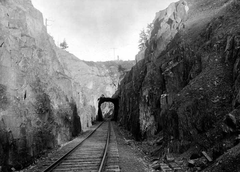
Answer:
118;0;240;170
56;50;134;130
118;0;191;140
0;0;131;170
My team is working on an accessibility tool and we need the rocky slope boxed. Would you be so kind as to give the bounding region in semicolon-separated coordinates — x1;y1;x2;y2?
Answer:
0;0;133;171
117;0;240;171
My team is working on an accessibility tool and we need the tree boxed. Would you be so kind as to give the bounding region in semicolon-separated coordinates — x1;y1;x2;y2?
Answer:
60;39;68;49
138;23;153;50
146;23;153;35
138;29;147;50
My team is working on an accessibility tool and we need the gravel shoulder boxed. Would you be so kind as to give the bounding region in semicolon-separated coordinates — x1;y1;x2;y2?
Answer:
112;122;153;172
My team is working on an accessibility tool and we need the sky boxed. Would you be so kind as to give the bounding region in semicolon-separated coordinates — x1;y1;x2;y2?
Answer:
31;0;178;61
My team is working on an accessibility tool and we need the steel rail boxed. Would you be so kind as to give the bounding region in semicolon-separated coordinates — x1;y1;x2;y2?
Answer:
43;122;104;172
98;121;111;172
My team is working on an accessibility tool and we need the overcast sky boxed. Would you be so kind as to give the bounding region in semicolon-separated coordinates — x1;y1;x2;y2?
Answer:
32;0;178;61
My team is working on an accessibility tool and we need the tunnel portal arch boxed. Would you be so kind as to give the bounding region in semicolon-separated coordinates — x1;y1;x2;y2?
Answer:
97;97;119;121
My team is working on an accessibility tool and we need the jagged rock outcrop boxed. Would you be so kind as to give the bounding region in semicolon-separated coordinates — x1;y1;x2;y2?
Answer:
117;0;240;170
0;0;133;171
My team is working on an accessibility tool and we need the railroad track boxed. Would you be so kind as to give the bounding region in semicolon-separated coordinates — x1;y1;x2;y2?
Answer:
28;121;120;172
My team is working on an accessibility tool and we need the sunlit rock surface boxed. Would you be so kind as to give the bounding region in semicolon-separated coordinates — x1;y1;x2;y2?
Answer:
0;0;133;170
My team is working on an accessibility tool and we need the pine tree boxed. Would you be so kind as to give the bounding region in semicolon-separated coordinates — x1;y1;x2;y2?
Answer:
138;23;153;50
146;23;153;35
60;39;69;49
138;29;147;50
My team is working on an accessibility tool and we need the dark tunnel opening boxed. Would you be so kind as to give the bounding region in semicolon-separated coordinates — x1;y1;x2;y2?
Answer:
97;97;119;121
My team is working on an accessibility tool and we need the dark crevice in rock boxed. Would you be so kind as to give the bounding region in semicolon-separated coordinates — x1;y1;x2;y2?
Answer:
23;90;27;100
69;101;81;137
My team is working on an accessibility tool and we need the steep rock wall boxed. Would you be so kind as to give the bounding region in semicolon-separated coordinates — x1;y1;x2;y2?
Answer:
0;0;130;170
0;0;82;170
117;0;240;160
118;0;190;140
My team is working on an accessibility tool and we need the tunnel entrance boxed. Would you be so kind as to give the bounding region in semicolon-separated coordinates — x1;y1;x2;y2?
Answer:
97;97;119;121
